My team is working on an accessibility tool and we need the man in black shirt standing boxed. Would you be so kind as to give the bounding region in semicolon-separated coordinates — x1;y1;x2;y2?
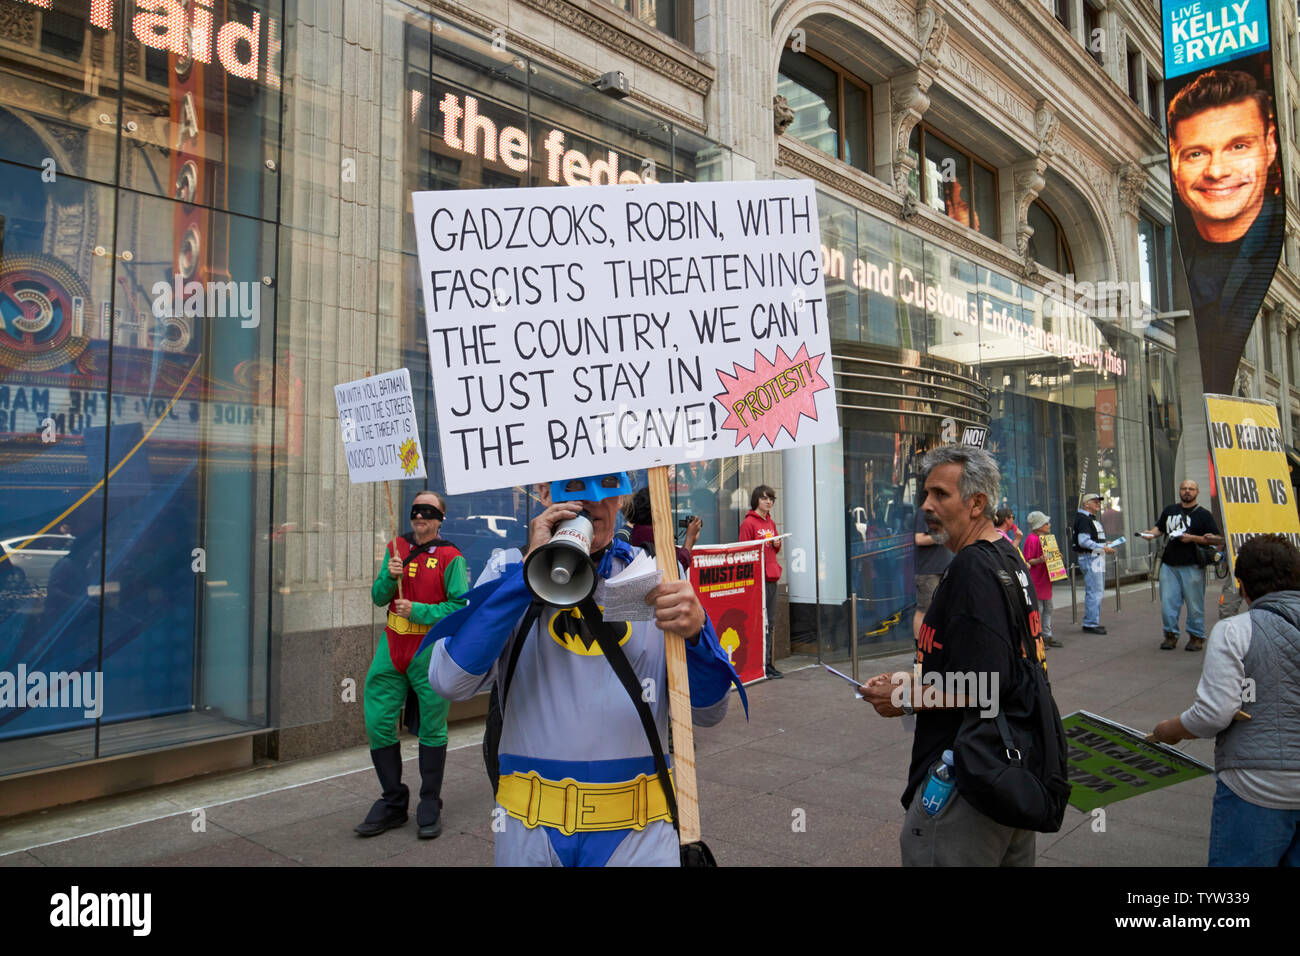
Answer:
861;444;1036;866
1140;479;1223;651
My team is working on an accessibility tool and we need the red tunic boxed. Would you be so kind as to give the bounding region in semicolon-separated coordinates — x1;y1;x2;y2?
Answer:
384;536;463;673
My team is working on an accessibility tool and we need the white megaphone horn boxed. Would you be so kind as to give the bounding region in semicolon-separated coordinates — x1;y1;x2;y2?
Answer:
524;509;597;606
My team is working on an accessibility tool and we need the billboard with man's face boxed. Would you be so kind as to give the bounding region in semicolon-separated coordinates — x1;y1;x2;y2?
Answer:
1162;1;1286;395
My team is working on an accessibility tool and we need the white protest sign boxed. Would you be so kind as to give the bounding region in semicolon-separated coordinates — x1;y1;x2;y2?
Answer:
411;179;837;496
334;368;426;483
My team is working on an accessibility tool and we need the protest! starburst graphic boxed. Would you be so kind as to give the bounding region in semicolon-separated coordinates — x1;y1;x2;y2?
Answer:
713;344;829;449
400;437;421;476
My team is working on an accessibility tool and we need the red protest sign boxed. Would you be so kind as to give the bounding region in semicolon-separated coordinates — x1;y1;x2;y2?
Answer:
690;541;766;685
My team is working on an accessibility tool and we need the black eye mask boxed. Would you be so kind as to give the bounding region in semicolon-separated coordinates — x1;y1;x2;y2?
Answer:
411;503;444;521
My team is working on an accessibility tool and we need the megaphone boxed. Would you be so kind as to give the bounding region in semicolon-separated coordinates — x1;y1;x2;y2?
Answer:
524;509;597;606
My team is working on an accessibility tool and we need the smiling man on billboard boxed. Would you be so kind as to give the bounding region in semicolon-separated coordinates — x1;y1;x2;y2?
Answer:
1162;0;1287;395
1168;68;1284;392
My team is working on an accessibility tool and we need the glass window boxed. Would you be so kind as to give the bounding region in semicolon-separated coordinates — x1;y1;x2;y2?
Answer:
1138;216;1156;310
919;134;964;219
819;192;860;341
1054;0;1071;30
118;0;286;224
1084;2;1104;64
1263;312;1275;372
1147;73;1162;126
778;51;838;160
777;48;871;174
0;160;276;771
843;81;869;171
40;8;84;61
1127;47;1141;103
910;125;998;241
1028;200;1074;275
610;1;691;45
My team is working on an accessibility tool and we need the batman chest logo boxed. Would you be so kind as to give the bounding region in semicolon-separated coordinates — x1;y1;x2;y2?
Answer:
547;606;632;657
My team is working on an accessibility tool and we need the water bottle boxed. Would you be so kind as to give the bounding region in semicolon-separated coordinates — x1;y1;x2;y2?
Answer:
921;749;956;816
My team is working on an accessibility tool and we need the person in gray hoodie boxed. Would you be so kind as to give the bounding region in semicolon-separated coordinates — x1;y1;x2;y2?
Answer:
1151;534;1300;866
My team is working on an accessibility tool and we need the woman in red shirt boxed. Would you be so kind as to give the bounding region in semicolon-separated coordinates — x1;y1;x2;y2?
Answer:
740;484;783;679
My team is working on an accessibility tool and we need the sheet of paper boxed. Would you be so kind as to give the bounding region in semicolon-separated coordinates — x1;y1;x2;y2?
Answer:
594;551;663;622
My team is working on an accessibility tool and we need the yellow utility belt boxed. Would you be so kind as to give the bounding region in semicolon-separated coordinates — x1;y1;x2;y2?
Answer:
496;769;674;834
386;613;430;636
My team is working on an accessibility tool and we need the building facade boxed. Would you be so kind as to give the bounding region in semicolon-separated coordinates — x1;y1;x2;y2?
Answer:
0;0;1289;811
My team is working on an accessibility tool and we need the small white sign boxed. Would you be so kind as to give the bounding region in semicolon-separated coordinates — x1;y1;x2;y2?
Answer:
335;368;426;483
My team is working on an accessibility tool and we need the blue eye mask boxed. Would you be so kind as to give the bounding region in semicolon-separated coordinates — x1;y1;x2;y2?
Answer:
550;472;633;502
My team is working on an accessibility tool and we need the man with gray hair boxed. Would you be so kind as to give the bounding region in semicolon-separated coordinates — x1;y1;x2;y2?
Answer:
1072;492;1114;635
861;444;1040;865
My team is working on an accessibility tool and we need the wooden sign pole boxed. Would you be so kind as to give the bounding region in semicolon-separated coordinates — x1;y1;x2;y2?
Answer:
383;480;404;600
646;465;700;844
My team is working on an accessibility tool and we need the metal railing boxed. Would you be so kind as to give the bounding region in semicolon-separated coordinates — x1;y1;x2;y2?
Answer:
1068;551;1160;622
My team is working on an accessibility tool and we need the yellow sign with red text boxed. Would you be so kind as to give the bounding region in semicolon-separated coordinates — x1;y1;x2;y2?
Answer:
1204;395;1300;567
1040;534;1068;582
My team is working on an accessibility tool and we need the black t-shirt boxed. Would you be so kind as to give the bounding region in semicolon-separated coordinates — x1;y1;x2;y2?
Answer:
1154;504;1219;566
903;537;1024;808
914;509;953;576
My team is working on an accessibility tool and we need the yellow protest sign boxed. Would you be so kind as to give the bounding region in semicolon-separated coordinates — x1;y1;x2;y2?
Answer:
1204;395;1300;566
1039;533;1068;581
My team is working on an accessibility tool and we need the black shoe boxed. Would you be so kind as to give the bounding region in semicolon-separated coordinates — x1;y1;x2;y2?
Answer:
1082;625;1107;635
1045;637;1064;648
355;804;408;836
765;666;784;679
1160;631;1178;650
355;744;409;837
416;743;446;840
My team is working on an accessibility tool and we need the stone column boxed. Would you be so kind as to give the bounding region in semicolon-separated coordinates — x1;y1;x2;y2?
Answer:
1171;246;1214;506
1116;160;1149;323
887;2;948;199
698;0;771;179
1011;103;1057;272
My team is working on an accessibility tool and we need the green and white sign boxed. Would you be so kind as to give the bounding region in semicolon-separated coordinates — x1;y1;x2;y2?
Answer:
1062;711;1212;812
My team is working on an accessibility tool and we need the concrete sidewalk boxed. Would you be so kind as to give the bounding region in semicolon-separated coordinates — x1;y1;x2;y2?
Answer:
0;583;1220;866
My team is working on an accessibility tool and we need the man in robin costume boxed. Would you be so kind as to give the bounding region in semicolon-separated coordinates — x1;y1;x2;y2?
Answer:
427;471;744;866
357;490;468;839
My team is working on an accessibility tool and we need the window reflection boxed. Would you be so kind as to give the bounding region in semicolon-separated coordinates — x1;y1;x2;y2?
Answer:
777;48;871;174
908;125;998;241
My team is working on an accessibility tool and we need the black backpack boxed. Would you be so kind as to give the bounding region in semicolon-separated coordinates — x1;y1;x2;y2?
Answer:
951;541;1071;833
